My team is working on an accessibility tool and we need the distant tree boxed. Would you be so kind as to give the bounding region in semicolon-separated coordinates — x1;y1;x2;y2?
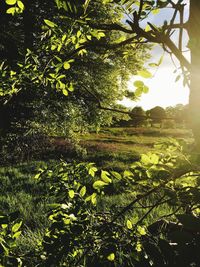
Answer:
147;106;166;128
166;104;189;128
130;106;147;127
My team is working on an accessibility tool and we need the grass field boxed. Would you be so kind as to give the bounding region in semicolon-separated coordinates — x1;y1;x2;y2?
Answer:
81;127;193;171
0;126;193;256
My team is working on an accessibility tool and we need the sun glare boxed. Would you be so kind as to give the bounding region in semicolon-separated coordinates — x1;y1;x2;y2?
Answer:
121;56;190;110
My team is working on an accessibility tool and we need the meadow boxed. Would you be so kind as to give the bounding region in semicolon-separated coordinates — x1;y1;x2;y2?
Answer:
0;126;193;259
82;127;193;170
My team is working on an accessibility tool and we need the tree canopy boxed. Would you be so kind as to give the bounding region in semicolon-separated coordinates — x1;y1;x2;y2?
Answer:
0;0;150;141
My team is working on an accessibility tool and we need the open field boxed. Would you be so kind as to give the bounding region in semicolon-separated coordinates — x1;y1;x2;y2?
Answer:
0;127;194;260
81;127;193;171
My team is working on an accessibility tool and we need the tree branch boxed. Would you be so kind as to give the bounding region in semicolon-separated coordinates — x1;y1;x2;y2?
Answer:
88;22;133;34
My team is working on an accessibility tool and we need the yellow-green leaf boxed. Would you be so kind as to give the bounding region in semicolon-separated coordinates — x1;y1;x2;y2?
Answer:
137;70;152;78
63;62;70;70
137;226;147;235
17;0;24;9
93;180;108;189
44;19;56;28
143;85;149;93
134;87;143;97
6;7;16;14
12;221;22;233
91;193;97;205
126;219;133;229
107;253;115;261
134;80;144;87
80;186;86;197
62;89;68;96
69;190;75;199
68;82;74;92
136;242;142;252
88;166;97;177
13;231;21;239
6;0;17;5
101;170;112;183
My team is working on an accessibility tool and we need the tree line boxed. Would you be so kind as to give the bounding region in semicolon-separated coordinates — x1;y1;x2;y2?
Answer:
114;104;189;128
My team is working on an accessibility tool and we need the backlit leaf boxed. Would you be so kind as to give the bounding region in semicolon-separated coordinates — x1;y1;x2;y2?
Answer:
80;186;86;197
107;253;115;261
138;70;152;78
134;80;144;87
12;221;22;233
6;0;17;5
126;219;133;229
63;62;70;70
6;7;16;14
93;180;108;189
137;226;146;235
62;89;68;96
17;0;24;9
101;170;112;183
69;190;75;199
44;19;56;28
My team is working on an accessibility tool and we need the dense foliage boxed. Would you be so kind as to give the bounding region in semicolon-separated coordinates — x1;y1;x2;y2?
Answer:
1;1;200;266
1;140;200;266
0;0;149;137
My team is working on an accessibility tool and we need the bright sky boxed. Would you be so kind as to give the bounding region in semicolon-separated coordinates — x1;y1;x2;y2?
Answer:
120;0;190;110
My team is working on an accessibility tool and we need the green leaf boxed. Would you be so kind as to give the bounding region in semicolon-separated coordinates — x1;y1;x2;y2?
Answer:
152;154;159;164
69;190;75;199
149;63;158;67
134;87;143;97
6;0;17;5
62;89;68;96
134;80;144;87
107;253;115;261
44;19;56;28
141;154;151;165
175;75;181;82
126;219;133;229
63;62;70;70
88;166;97;177
137;226;146;235
111;171;122;180
123;170;133;178
83;0;91;13
77;30;82;38
136;242;142;252
158;54;164;66
93;180;108;190
17;0;24;9
101;170;112;183
68;82;74;92
143;85;149;93
6;7;16;14
13;231;21;239
91;193;97;205
12;221;22;233
138;70;152;78
80;186;86;197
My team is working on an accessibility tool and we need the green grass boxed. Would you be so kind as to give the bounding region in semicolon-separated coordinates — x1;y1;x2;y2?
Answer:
80;126;193;170
0;126;193;256
0;160;58;254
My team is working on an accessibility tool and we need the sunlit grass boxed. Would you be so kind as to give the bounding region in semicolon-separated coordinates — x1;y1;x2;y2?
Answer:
0;126;193;256
80;127;193;170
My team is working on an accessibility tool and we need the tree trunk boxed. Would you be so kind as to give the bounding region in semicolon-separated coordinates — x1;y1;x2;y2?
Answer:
188;0;200;149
